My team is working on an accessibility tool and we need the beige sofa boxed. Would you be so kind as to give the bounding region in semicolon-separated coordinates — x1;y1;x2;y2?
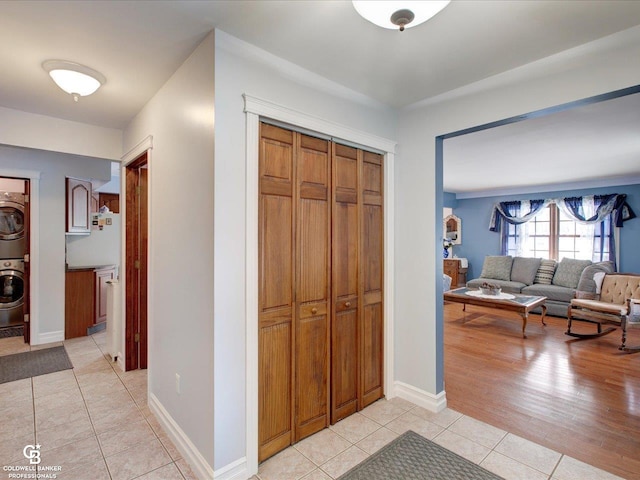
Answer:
467;256;615;317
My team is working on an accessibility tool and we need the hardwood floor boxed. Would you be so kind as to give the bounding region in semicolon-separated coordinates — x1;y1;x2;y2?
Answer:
444;302;640;480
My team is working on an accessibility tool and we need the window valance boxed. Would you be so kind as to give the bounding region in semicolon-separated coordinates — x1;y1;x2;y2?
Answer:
489;194;635;232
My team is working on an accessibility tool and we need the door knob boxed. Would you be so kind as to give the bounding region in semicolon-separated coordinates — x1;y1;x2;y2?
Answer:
345;302;351;308
311;307;318;314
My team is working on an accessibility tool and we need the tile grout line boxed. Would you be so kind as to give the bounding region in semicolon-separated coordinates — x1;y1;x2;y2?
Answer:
69;336;115;480
93;332;186;479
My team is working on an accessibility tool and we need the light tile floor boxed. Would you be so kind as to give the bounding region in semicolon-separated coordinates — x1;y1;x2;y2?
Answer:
0;332;198;480
1;333;625;480
256;397;626;480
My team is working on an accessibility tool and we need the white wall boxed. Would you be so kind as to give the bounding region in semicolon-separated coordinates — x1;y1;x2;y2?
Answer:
0;145;111;341
395;25;640;395
123;31;215;470
213;30;397;472
0;106;122;160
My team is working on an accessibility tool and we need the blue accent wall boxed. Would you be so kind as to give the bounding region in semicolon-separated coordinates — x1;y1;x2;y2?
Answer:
443;191;457;209
451;184;640;279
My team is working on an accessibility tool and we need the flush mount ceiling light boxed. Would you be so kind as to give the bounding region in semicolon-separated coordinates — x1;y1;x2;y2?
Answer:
352;1;450;31
42;60;106;102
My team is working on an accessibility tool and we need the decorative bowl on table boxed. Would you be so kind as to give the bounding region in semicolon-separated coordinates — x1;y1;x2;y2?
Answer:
480;282;501;296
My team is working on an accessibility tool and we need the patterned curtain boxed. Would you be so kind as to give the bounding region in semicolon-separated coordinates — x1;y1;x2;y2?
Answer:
489;199;550;232
491;193;635;265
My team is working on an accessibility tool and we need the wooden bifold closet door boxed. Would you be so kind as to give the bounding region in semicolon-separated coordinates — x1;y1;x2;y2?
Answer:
258;123;383;462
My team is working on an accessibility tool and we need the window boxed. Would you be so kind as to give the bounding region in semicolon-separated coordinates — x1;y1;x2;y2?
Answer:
505;204;612;262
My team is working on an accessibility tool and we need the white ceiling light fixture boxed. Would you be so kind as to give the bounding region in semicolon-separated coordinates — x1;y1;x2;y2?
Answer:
42;60;106;102
353;1;450;31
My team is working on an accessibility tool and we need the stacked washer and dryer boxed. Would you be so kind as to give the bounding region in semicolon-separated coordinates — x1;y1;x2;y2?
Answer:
0;192;26;332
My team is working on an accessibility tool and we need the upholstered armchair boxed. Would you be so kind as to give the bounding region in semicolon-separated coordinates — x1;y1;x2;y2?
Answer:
566;273;640;352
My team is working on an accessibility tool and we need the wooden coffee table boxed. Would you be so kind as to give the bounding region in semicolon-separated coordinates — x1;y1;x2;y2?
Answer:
444;287;547;338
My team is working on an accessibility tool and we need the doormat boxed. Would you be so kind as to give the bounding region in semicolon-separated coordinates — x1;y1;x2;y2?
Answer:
338;430;504;480
0;346;73;384
0;325;23;338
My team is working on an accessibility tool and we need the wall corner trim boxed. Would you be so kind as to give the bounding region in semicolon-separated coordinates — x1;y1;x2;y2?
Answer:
36;330;64;345
213;457;248;480
122;135;153;164
394;381;447;413
149;393;214;480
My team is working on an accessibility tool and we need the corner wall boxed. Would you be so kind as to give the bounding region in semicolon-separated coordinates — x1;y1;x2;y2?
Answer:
213;30;397;472
122;31;215;470
396;25;640;396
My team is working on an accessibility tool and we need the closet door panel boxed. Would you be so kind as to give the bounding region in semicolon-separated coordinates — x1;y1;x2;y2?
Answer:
331;144;360;423
362;303;383;406
259;321;292;460
295;134;330;440
360;152;384;409
258;124;295;461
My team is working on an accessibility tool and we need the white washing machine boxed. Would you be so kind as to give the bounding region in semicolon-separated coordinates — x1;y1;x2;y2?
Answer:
0;259;24;329
0;192;26;260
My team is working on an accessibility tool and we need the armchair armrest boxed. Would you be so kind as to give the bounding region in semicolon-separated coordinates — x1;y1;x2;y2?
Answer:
575;290;598;300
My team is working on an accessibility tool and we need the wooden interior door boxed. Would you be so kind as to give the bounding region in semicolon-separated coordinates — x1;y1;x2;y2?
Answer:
331;144;360;423
125;153;148;371
294;134;330;440
360;151;384;409
258;124;295;462
258;123;385;461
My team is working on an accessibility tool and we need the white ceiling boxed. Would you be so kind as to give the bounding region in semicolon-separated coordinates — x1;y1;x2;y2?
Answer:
444;92;640;196
1;1;640;192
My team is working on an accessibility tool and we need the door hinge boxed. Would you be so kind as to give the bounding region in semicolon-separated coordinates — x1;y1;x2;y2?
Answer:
134;333;140;342
135;186;141;195
134;260;140;269
24;194;29;203
24;253;30;263
24;314;30;323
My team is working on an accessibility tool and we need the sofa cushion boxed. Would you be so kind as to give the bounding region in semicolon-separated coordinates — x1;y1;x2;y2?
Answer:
467;278;525;294
552;258;592;288
479;256;513;281
576;261;615;292
522;283;575;303
534;259;556;285
511;257;542;285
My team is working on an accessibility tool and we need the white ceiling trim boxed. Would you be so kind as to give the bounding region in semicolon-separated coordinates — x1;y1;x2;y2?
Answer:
407;24;640;111
217;30;388;111
453;174;640;200
243;94;397;153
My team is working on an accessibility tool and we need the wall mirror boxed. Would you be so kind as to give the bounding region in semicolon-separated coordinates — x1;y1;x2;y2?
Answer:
444;214;462;245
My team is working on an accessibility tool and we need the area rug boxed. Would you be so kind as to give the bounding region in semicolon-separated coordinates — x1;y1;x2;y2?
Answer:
338;430;503;480
0;346;73;384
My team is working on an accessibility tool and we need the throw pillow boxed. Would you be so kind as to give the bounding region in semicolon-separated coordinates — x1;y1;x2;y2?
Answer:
552;258;593;289
510;257;542;285
576;261;615;292
534;259;556;285
479;256;513;281
593;271;606;294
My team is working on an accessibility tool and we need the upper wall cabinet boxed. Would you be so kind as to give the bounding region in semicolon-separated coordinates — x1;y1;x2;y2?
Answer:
66;177;92;234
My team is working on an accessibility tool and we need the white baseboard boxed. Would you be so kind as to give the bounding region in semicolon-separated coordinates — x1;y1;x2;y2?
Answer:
394;381;447;412
148;393;215;480
115;352;125;372
214;457;248;480
35;330;64;345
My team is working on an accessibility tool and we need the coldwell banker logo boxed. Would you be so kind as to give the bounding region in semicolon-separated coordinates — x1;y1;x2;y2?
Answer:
23;444;41;465
2;444;61;479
